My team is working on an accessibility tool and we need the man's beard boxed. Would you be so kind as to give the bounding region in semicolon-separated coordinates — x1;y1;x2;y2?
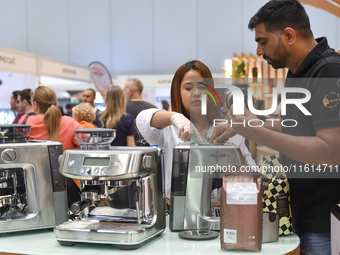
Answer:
265;40;289;69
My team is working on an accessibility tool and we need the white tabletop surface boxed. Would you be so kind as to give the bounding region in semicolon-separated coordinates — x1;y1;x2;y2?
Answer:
0;223;299;255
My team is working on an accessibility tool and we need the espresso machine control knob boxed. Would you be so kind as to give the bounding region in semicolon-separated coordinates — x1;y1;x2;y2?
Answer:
142;155;152;169
68;159;75;167
58;155;63;165
1;148;17;163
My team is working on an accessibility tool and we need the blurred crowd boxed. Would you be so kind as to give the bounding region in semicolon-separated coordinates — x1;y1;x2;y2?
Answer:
9;78;162;150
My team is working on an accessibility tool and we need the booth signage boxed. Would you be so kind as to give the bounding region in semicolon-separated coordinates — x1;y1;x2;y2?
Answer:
0;49;37;74
38;58;90;81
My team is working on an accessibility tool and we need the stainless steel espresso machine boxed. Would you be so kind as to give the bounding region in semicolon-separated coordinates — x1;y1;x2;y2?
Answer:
0;124;68;234
170;142;244;232
55;128;166;250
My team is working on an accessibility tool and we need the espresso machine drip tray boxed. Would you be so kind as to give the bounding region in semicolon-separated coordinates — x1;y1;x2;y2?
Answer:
88;207;138;222
55;206;159;247
56;219;151;233
55;219;163;249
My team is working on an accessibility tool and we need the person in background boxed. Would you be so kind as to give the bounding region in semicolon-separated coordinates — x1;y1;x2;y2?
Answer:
211;1;340;254
124;78;157;119
17;89;36;124
72;102;97;129
18;86;84;204
136;60;256;201
100;86;136;146
10;90;24;124
161;100;170;111
65;104;76;117
100;85;136;209
82;88;101;127
58;106;66;116
18;86;83;151
124;78;157;144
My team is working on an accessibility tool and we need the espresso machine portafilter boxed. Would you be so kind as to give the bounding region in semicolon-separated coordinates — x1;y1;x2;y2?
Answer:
55;128;166;249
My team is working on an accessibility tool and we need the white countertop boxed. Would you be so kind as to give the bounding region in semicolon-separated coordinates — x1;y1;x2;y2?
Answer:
0;223;299;255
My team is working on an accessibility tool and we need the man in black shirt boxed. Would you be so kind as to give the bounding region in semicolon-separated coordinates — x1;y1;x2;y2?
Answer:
124;78;157;143
124;78;157;119
211;1;340;254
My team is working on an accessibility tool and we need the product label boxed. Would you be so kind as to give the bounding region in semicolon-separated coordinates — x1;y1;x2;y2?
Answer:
211;206;220;217
276;194;289;217
211;188;218;203
226;182;257;205
224;229;237;244
262;176;269;190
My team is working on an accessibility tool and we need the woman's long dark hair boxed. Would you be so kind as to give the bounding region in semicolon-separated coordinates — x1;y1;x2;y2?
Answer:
170;60;221;122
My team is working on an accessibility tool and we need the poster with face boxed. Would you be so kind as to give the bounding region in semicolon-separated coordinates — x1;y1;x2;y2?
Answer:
88;62;113;98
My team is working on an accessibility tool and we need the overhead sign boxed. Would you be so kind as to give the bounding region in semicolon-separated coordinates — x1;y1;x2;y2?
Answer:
0;46;37;75
38;57;90;82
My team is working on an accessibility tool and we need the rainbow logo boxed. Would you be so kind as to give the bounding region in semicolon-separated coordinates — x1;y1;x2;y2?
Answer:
197;82;222;107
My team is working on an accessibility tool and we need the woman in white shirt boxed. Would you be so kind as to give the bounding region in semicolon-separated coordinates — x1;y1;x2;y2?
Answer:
136;60;255;200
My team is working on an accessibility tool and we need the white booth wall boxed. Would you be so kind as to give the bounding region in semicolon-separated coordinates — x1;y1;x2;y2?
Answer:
0;0;339;76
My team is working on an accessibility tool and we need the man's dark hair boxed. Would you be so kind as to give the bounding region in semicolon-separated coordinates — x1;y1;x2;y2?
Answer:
248;0;313;39
66;103;77;110
161;100;169;111
85;88;96;97
12;90;20;100
18;89;32;105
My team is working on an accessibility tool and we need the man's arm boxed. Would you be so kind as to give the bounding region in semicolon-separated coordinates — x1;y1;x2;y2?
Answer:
228;108;340;166
209;116;282;143
263;117;282;132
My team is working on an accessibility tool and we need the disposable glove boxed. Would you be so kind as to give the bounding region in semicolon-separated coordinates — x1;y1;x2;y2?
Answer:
170;113;203;143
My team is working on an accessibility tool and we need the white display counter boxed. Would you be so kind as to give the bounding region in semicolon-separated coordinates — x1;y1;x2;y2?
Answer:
0;221;299;255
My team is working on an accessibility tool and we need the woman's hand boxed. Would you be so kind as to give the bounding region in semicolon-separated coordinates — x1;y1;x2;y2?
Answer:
170;113;203;142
